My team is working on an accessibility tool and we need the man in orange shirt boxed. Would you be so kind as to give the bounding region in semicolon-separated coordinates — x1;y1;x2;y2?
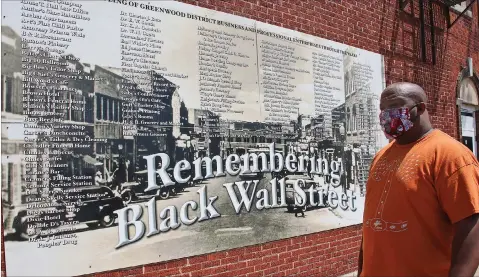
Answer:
358;82;479;277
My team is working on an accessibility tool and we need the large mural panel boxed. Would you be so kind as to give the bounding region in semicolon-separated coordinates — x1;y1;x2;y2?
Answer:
1;1;387;276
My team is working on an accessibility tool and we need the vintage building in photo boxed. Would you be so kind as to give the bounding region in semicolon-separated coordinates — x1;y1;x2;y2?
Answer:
220;120;292;156
1;26;28;232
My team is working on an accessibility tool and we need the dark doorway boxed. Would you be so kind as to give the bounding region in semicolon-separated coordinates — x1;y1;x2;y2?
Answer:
462;136;474;153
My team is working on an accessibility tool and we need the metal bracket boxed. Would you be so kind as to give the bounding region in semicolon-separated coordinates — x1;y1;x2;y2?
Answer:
399;0;476;64
428;0;436;65
447;0;477;29
419;0;427;62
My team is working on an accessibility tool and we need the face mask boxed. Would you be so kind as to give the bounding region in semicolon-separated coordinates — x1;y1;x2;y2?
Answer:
379;107;415;140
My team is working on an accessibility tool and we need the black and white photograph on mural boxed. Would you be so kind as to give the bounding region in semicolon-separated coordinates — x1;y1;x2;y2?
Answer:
1;1;387;276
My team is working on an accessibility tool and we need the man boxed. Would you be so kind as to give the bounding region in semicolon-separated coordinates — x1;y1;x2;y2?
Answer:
294;206;306;218
358;82;479;277
95;170;105;186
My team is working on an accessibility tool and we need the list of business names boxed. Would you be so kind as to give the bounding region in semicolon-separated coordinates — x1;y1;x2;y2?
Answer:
20;0;91;248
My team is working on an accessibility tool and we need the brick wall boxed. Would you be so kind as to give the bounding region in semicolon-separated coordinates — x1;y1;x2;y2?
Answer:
2;0;479;277
85;225;362;277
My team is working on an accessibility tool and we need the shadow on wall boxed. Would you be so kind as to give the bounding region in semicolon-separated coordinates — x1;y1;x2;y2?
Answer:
375;0;469;136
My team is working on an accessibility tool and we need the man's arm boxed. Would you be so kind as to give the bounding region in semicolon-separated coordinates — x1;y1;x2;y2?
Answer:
435;158;479;277
357;236;363;277
449;213;479;277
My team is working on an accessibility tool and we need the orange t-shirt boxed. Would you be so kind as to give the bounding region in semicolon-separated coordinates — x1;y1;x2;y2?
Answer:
361;129;479;277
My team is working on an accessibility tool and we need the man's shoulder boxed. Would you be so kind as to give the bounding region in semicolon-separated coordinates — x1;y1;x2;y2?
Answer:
428;130;479;177
430;130;475;157
371;130;476;166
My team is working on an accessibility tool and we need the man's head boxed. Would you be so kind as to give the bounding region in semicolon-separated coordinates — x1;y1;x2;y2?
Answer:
379;82;432;144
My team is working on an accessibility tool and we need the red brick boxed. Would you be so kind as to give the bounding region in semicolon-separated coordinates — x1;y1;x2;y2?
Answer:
202;259;221;269
263;265;280;276
209;271;233;277
167;259;189;269
283;256;300;264
262;254;279;263
247;245;262;253
286;243;302;252
279;263;292;272
181;263;202;273
274;246;288;254
246;271;264;277
242;252;257;260
149;267;181;277
188;255;209;265
220;256;239;265
226;261;247;271
257;249;273;256
206;252;228;261
228;265;255;276
246;258;264;267
284;268;301;276
278;251;292;261
227;248;246;257
117;267;143;276
143;263;167;273
254;262;272;271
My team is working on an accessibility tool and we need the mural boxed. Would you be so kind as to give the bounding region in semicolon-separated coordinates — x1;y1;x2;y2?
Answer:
1;1;387;276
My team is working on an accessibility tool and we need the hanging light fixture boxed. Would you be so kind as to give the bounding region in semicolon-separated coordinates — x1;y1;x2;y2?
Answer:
467;57;473;77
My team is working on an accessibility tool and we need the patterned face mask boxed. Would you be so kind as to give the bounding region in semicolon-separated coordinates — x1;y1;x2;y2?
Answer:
379;107;415;140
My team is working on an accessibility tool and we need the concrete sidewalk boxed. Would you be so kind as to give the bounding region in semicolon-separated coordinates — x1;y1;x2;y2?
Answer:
339;267;479;277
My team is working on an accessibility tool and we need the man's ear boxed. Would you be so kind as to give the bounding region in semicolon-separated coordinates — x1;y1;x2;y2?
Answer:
417;102;426;115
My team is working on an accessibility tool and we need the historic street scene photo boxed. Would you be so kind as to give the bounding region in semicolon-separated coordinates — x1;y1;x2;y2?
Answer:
0;0;387;276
